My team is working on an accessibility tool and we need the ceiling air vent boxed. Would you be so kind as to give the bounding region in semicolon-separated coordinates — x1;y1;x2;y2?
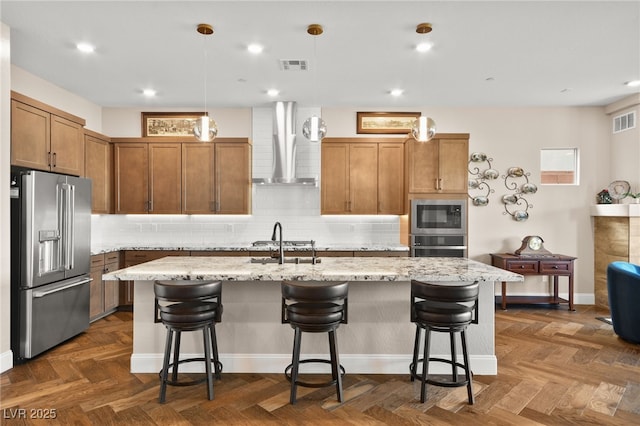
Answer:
613;111;636;133
279;59;308;71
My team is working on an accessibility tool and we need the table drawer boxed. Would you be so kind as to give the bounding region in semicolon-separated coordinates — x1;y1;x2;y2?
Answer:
505;261;539;273
540;261;571;274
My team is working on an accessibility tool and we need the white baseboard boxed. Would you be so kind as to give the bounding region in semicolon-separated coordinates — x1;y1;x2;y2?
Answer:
0;350;14;373
131;353;497;375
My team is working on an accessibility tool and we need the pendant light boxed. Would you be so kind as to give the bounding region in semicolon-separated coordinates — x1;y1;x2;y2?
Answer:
302;23;327;143
193;23;218;142
411;22;436;143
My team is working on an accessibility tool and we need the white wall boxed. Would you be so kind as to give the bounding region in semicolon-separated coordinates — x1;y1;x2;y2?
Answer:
1;22;13;372
326;106;610;301
605;95;640;190
11;65;103;132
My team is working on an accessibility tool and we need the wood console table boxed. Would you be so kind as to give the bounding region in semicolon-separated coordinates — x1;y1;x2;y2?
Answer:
490;253;576;311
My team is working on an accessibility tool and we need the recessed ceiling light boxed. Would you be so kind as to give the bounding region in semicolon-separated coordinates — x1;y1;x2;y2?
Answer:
143;89;156;97
267;89;279;97
76;43;95;53
247;44;263;54
625;80;640;87
416;42;432;53
390;89;403;97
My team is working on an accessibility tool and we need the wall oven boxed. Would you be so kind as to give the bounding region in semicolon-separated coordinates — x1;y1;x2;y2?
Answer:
410;199;467;257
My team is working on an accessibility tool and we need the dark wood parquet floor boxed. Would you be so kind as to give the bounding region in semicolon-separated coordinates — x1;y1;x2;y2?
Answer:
1;305;639;425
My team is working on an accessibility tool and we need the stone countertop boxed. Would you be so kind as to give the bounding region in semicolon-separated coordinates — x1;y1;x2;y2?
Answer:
91;243;409;256
103;256;523;283
590;204;640;217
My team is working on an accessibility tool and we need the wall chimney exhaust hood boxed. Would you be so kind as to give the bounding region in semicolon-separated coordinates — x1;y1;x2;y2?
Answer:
252;101;318;186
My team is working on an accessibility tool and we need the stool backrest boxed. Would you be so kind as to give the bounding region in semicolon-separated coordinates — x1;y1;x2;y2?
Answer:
411;280;479;324
154;280;222;323
281;281;348;324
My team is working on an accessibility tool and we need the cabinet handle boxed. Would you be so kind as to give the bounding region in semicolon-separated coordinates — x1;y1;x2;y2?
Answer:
520;265;525;269
434;179;438;190
52;152;57;167
552;265;559;269
47;151;52;167
148;200;153;212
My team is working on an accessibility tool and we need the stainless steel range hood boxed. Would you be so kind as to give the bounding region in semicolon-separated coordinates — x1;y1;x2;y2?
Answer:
252;101;318;186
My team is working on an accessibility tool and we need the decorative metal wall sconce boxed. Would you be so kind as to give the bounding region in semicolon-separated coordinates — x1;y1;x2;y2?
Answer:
468;152;498;206
502;167;537;221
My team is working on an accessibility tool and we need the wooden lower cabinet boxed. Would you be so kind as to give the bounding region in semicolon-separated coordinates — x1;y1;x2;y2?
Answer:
90;252;121;321
120;250;185;308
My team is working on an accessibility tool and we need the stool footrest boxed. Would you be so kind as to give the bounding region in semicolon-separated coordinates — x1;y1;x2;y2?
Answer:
159;357;223;387
285;359;346;389
410;357;472;388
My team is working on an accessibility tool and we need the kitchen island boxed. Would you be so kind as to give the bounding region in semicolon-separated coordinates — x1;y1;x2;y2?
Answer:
103;256;522;375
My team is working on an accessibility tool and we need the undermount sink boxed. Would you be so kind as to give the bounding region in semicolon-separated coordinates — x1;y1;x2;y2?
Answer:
250;257;321;264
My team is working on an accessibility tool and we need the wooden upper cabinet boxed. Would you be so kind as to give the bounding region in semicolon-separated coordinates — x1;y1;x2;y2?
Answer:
10;93;86;176
149;143;182;214
215;142;251;214
50;115;84;175
183;143;215;214
84;131;113;214
112;137;251;215
408;135;469;194
321;138;402;215
321;143;350;214
114;143;149;214
349;144;378;214
378;143;405;214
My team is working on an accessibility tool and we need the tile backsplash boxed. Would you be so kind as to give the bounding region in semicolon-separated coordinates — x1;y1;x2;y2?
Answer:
91;106;401;249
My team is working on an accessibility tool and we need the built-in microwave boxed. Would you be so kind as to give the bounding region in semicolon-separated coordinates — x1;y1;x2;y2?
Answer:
410;199;467;235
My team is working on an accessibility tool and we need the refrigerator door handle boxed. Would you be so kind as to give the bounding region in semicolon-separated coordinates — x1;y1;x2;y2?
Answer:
61;183;75;270
32;277;92;298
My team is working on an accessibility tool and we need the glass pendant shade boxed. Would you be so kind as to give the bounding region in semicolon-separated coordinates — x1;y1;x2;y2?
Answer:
302;115;327;142
194;115;218;142
411;116;436;142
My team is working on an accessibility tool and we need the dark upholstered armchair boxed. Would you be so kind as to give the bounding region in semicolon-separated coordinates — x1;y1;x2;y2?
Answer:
606;261;640;344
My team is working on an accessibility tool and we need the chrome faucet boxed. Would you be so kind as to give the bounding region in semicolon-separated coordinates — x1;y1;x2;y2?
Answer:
271;221;284;264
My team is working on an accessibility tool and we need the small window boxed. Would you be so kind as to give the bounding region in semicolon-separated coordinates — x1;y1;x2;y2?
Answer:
540;148;579;185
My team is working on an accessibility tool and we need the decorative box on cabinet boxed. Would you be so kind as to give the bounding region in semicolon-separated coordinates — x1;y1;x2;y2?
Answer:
11;91;86;176
407;134;469;194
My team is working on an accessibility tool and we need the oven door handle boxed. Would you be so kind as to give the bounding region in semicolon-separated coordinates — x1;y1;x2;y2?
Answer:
33;277;92;298
413;246;468;250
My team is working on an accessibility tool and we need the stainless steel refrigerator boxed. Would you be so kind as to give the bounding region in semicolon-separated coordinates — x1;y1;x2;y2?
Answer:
10;168;92;362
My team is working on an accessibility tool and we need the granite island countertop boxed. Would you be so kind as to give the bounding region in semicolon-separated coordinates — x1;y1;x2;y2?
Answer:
103;255;523;283
91;243;409;256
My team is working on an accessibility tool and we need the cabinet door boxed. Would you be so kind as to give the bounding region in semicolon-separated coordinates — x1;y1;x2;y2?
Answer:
215;143;250;214
85;135;112;214
89;255;105;321
408;139;439;193
349;144;378;214
10;100;51;171
103;256;120;312
50;115;84;176
438;139;469;193
321;143;350;214
378;143;405;214
182;143;215;214
114;143;149;214
149;143;182;214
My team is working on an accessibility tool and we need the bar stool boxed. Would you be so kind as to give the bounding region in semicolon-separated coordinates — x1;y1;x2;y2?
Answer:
409;280;478;404
154;280;223;403
281;280;348;404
